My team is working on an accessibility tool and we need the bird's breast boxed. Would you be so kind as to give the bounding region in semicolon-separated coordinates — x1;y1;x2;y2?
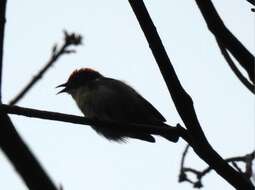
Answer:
73;87;96;114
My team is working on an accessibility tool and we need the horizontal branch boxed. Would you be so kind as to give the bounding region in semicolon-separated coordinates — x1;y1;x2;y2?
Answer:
0;104;186;143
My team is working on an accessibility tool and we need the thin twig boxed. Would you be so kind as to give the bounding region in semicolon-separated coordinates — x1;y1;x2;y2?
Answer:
180;151;255;188
128;0;254;189
231;162;243;173
178;145;193;185
180;145;190;171
8;31;82;105
216;39;255;94
179;145;190;182
0;104;186;143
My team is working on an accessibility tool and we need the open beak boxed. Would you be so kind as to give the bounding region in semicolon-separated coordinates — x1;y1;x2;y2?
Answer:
56;83;67;94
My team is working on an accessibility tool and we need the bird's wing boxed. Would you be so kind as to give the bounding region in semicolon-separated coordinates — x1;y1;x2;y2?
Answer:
132;88;166;122
93;78;166;124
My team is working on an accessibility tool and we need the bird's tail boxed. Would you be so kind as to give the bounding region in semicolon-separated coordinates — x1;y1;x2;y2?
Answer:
160;123;180;143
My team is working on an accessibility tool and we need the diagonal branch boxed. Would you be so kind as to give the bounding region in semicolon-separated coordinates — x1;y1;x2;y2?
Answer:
194;0;255;84
216;39;255;94
0;114;58;190
0;104;186;143
8;31;82;105
128;0;254;189
247;0;255;6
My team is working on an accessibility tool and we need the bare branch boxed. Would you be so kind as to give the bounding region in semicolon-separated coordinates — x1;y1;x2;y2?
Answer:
180;151;255;188
8;31;82;105
0;0;7;101
178;145;192;184
194;0;255;84
128;0;254;189
0;104;186;143
0;114;58;190
179;145;190;182
231;162;243;173
0;1;58;190
216;39;255;94
247;0;255;6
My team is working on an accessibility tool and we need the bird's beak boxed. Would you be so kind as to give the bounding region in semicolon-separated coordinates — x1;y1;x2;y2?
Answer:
56;83;67;94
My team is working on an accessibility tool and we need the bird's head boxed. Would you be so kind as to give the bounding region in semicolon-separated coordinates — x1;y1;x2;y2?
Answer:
56;68;102;95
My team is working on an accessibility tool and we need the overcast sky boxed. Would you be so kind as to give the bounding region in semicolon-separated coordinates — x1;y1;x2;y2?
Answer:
1;0;254;190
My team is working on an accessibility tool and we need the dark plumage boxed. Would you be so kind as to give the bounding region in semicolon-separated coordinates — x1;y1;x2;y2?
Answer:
57;68;173;143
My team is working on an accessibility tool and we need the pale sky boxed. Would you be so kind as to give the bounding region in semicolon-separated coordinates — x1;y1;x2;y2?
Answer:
1;0;254;190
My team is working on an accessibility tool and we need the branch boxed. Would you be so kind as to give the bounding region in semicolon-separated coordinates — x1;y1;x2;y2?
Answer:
0;0;7;101
0;1;58;190
0;104;186;143
8;31;82;105
0;114;58;190
179;151;255;188
178;145;190;182
194;0;255;84
247;0;255;6
216;39;255;94
128;0;254;189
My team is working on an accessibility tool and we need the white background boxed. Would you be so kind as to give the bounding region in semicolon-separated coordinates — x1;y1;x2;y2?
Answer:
1;0;254;189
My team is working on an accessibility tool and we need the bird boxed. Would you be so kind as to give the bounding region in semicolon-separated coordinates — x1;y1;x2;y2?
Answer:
56;68;179;143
